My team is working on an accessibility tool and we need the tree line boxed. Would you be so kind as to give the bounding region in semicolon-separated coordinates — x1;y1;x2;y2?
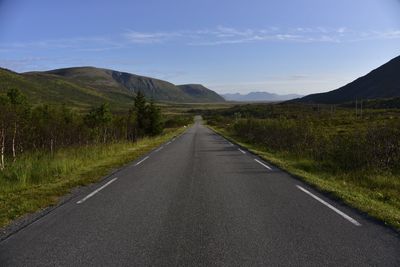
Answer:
0;89;163;170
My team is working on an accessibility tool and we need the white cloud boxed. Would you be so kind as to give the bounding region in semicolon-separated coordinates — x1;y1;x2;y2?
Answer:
123;26;400;46
0;26;399;53
123;31;181;44
0;37;123;52
379;30;400;39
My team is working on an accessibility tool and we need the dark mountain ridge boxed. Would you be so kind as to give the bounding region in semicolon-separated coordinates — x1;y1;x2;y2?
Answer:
293;55;400;104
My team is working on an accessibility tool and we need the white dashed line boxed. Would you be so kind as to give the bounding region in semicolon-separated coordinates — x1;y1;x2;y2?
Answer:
154;146;163;152
77;178;118;204
254;159;272;170
135;156;149;166
296;185;361;226
238;148;246;154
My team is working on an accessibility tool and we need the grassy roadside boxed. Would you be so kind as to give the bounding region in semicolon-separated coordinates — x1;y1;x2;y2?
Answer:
209;125;400;231
0;127;186;228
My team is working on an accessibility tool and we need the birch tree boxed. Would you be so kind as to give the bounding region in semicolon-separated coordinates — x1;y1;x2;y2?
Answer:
0;96;9;170
7;89;27;161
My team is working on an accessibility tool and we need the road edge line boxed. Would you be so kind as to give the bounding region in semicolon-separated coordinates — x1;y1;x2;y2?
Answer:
77;178;118;204
296;185;361;226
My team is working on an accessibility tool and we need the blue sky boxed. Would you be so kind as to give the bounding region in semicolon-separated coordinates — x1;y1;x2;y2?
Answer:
0;0;400;95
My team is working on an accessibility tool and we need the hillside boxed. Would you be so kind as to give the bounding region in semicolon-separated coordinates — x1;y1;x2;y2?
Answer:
177;84;225;102
0;67;114;110
294;55;400;104
223;91;302;102
0;66;224;110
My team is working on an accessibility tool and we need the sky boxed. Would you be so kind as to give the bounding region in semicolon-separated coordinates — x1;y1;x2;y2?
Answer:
0;0;400;95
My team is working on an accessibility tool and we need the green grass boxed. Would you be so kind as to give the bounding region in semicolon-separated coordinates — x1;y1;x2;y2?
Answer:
0;127;185;228
210;126;400;231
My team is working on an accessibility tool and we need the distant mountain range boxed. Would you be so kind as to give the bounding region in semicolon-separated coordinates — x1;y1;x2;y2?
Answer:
0;66;225;110
292;55;400;104
223;92;303;102
2;54;399;109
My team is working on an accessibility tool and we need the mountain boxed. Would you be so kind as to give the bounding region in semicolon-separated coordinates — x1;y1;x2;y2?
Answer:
0;66;224;110
293;55;400;104
178;84;225;102
223;91;303;102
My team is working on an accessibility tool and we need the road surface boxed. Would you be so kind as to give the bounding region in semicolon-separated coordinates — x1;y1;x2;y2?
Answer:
0;120;399;266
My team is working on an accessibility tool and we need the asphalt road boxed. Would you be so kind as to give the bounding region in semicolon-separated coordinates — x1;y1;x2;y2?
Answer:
0;120;399;266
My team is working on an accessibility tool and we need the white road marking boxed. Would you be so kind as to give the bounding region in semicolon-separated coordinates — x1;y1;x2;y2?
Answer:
166;141;171;145
254;159;272;170
296;185;362;226
228;142;234;146
135;156;149;166
77;178;118;204
154;146;163;152
238;148;246;154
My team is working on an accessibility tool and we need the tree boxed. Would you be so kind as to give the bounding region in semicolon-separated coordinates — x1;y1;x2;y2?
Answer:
146;99;163;136
84;103;113;143
126;107;137;141
6;89;27;161
57;105;75;147
0;95;10;170
30;105;67;154
133;91;148;137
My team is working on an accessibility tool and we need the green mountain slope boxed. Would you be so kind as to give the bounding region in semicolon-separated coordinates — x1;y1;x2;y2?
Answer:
0;66;224;110
293;55;400;104
45;67;224;103
0;68;115;110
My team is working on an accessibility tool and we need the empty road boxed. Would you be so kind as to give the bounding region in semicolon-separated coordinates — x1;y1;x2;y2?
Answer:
0;120;399;266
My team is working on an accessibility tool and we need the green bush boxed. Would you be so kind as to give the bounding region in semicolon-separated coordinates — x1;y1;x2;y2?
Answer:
231;118;400;174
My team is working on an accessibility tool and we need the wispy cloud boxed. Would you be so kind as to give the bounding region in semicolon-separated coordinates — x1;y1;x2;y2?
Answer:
0;36;123;52
353;29;400;41
123;31;182;44
122;26;400;46
0;26;399;53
